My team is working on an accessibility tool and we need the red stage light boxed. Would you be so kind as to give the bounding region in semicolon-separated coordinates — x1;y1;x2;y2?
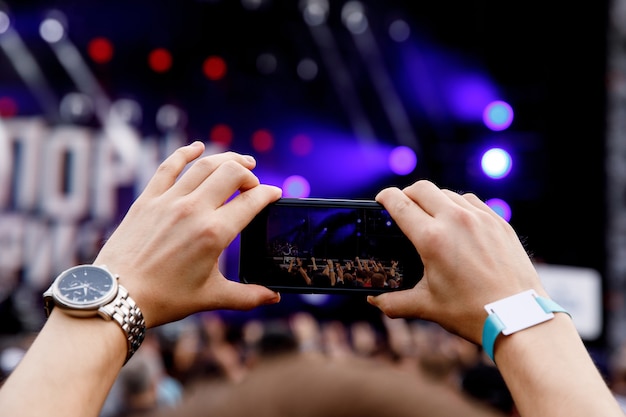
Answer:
251;129;274;152
87;37;114;64
148;48;173;73
0;96;18;117
210;123;233;146
203;55;227;80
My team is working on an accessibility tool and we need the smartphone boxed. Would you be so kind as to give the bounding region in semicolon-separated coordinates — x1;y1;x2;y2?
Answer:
239;198;423;295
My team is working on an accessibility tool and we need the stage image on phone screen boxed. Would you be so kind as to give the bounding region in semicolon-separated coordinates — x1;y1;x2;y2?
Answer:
239;199;423;295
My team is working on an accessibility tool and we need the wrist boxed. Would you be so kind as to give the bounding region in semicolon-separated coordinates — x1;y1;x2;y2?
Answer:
48;307;128;366
482;289;570;363
44;263;146;363
495;311;573;360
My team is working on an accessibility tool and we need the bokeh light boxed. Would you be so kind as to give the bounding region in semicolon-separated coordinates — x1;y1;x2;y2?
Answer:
481;147;512;179
302;0;329;26
486;198;512;222
203;55;227;80
297;58;318;81
210;123;233;146
110;99;142;126
483;100;514;131
156;105;187;132
389;19;410;42
342;2;368;35
87;37;114;64
148;48;172;73
388;145;417;175
39;12;66;43
283;175;311;198
251;129;274;152
0;97;18;117
59;93;93;122
0;11;10;34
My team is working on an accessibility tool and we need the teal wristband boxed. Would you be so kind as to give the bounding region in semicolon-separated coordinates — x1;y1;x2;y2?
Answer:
482;290;569;362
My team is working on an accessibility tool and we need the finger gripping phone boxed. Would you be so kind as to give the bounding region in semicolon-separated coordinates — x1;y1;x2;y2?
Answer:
239;198;423;295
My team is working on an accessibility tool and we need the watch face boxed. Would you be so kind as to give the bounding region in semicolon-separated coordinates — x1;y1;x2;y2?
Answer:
54;265;117;309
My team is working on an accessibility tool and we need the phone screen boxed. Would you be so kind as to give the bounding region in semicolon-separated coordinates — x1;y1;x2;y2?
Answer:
239;198;423;295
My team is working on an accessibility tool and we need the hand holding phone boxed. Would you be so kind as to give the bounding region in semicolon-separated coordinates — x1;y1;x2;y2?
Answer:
239;198;423;295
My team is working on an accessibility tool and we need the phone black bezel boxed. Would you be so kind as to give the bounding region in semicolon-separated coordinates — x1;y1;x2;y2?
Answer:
239;198;423;295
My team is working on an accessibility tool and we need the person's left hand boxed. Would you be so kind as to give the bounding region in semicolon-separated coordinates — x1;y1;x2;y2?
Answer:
94;142;282;327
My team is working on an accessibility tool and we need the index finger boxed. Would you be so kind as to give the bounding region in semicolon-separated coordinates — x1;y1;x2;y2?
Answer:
400;180;461;218
375;183;433;245
214;183;283;242
141;141;206;198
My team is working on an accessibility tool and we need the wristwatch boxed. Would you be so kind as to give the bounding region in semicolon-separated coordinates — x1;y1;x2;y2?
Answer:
43;264;146;363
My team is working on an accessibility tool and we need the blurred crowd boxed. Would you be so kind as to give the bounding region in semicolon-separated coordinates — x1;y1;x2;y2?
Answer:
113;310;510;416
4;307;626;417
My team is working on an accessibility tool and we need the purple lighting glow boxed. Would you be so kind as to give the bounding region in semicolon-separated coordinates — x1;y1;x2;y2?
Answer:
290;133;313;156
389;146;417;175
446;74;499;122
486;198;512;222
283;175;311;198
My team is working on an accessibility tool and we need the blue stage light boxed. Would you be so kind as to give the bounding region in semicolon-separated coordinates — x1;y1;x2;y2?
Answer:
483;100;514;131
486;198;512;222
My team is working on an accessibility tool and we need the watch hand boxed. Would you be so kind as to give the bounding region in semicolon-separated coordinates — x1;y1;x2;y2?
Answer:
84;286;108;296
60;284;87;291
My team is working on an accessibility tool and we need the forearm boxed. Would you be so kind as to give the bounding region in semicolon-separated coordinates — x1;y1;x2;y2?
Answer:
495;314;622;417
0;310;126;417
0;146;284;417
299;267;312;285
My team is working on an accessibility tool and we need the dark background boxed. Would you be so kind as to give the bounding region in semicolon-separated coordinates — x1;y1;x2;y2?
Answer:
0;0;610;337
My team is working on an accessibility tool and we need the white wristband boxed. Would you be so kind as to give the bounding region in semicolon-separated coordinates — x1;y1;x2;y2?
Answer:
482;289;569;362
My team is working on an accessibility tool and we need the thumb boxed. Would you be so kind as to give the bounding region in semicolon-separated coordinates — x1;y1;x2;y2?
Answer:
367;288;426;320
207;279;281;311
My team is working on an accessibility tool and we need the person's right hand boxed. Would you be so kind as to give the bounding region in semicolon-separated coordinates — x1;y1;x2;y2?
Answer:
368;180;547;346
94;142;282;328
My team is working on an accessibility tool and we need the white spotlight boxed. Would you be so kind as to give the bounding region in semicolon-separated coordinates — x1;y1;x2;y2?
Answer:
0;11;10;35
341;1;368;34
301;0;329;26
60;92;94;123
110;99;142;126
297;58;318;81
156;104;187;132
389;19;410;42
39;11;67;44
